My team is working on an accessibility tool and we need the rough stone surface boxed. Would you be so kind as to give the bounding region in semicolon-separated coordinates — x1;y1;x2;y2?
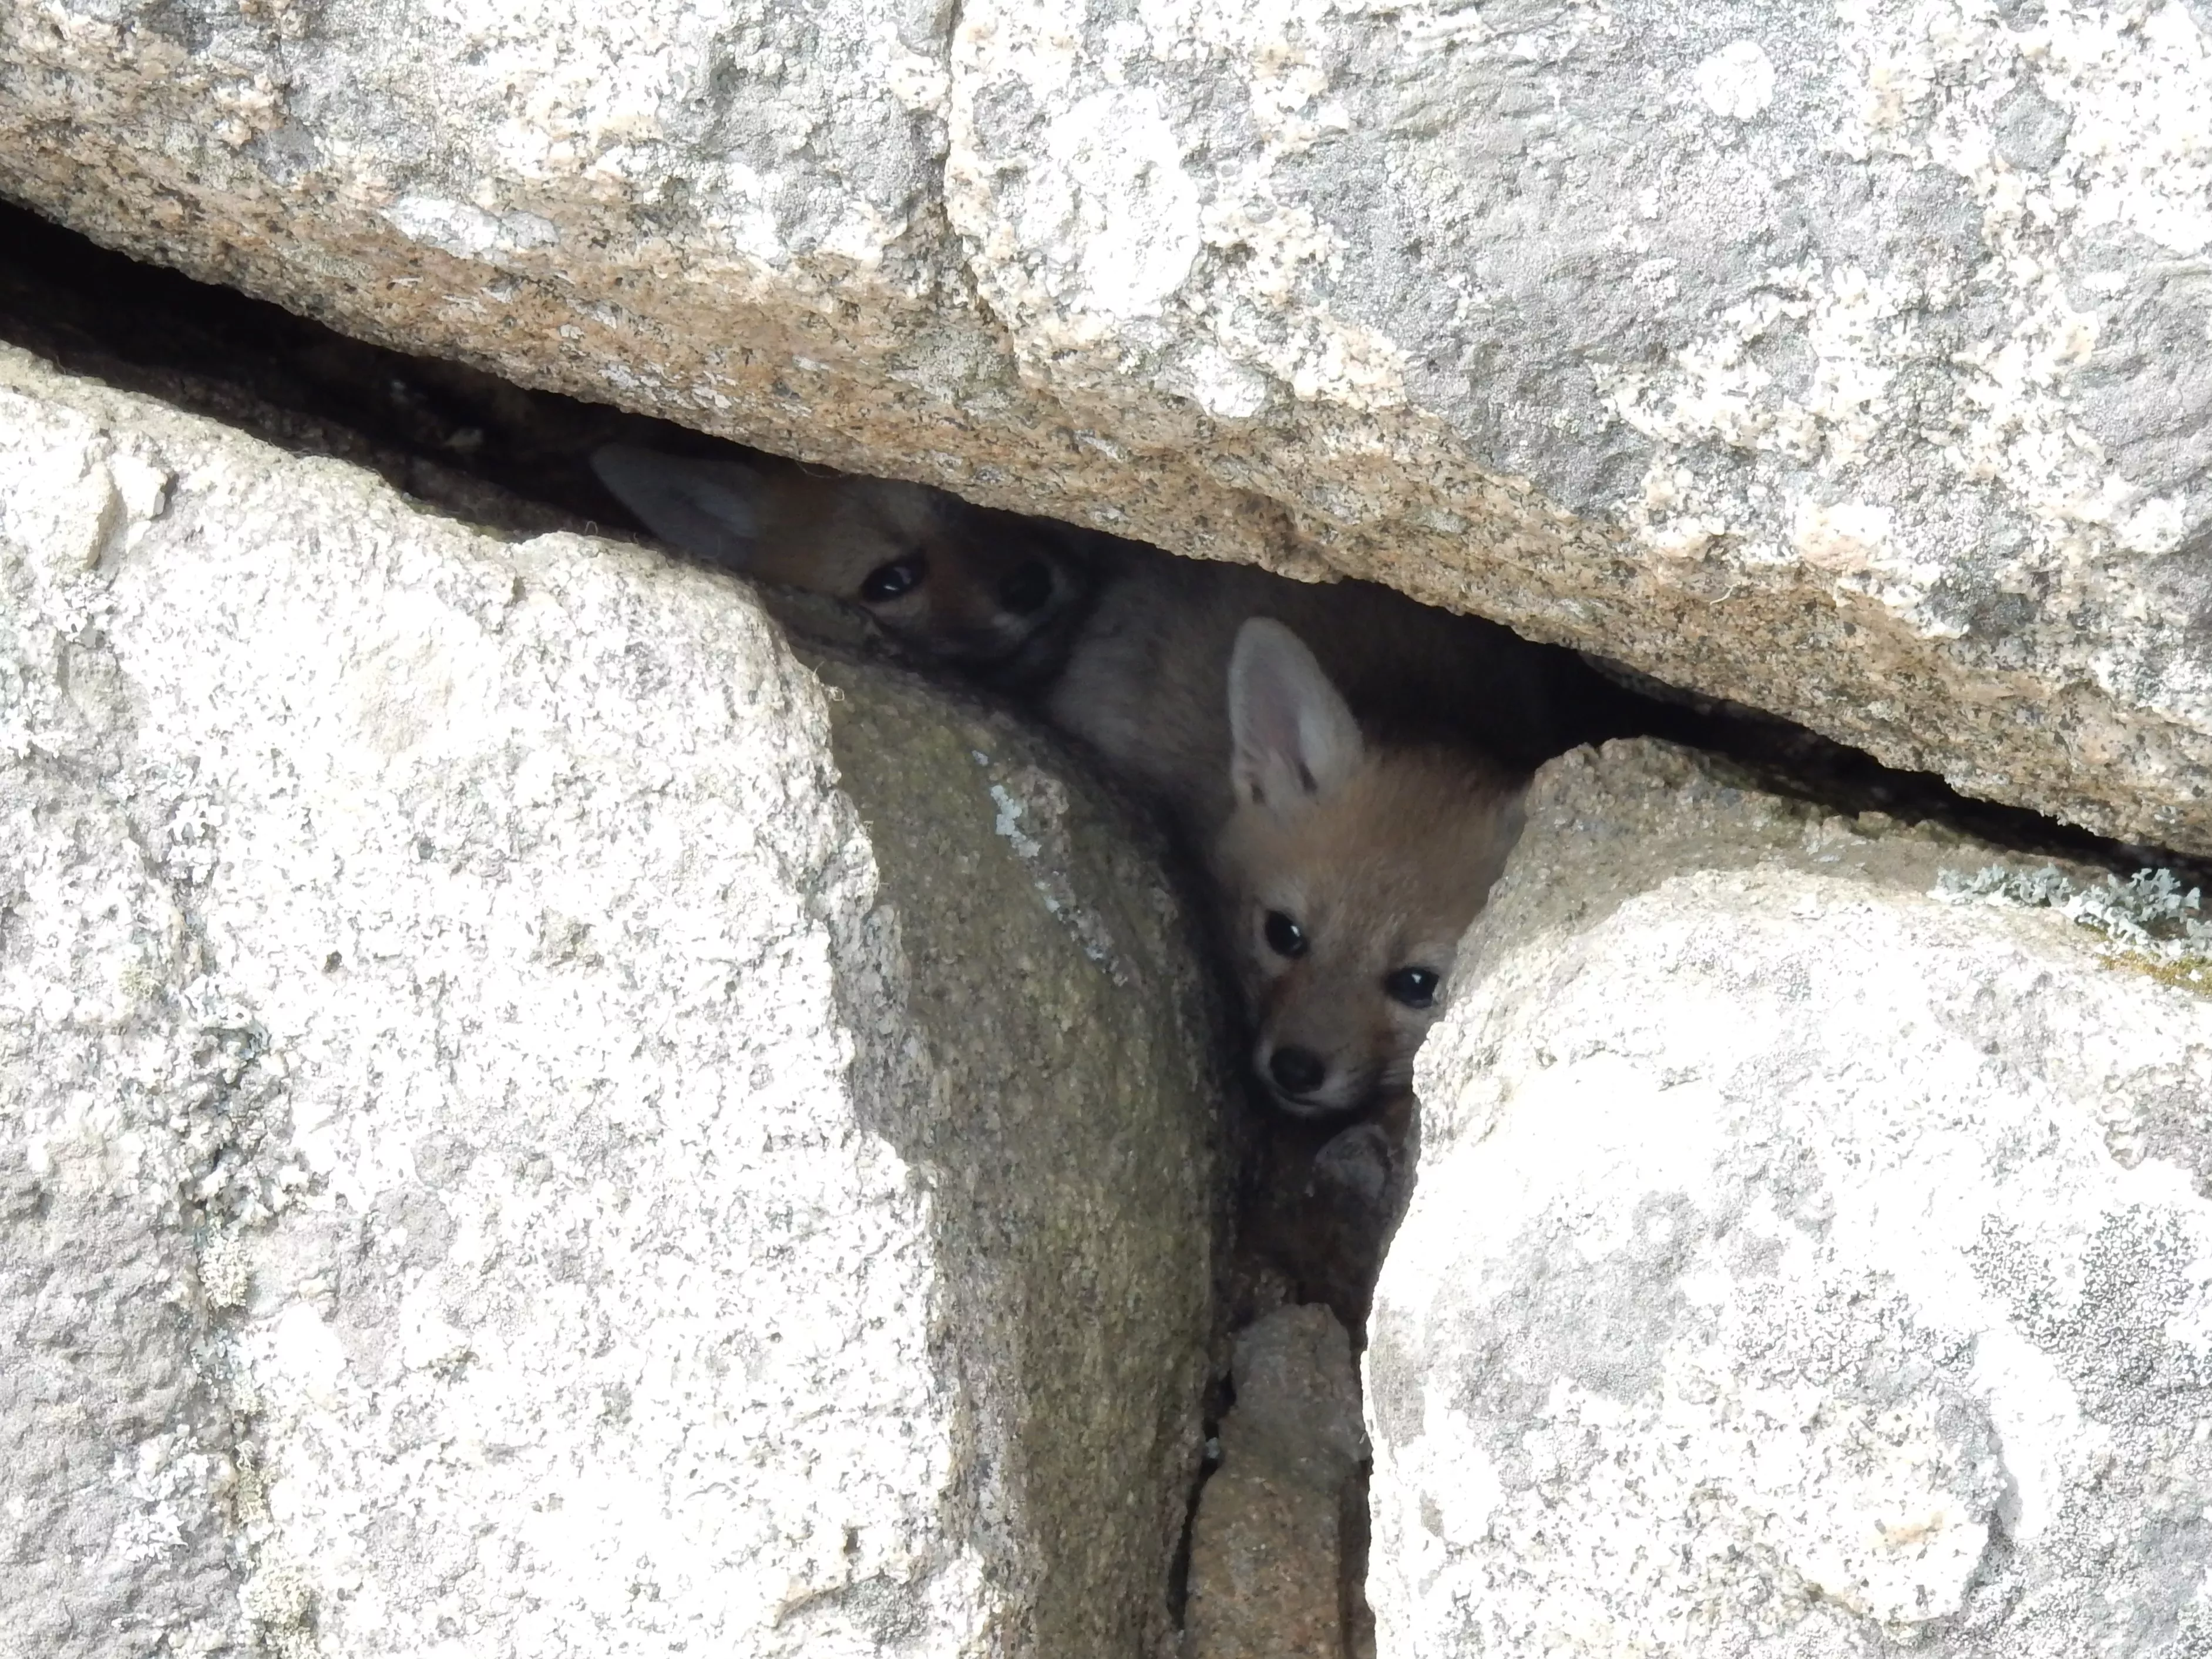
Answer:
5;2;2212;852
1366;739;2212;1657
1186;1303;1367;1659
0;342;1221;1657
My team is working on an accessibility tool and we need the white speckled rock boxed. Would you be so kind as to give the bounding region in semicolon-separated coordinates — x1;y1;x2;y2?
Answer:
5;2;2212;849
0;344;1220;1658
1366;741;2212;1657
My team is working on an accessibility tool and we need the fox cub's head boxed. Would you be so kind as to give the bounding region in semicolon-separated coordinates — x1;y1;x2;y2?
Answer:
1212;618;1525;1117
591;443;1087;683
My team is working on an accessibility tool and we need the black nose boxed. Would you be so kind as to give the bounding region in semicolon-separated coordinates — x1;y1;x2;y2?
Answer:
1268;1046;1327;1097
997;559;1057;617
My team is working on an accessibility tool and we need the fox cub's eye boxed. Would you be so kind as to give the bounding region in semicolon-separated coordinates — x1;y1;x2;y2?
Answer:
1385;967;1440;1008
997;558;1058;617
860;555;927;603
1263;911;1308;959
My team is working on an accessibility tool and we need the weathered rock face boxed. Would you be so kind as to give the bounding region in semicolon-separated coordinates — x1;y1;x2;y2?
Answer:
0;343;1221;1657
1185;1303;1368;1659
6;1;2212;850
1367;739;2212;1657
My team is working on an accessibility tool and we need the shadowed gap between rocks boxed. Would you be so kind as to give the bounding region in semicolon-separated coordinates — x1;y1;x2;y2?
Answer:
2;197;2190;889
6;192;2208;1659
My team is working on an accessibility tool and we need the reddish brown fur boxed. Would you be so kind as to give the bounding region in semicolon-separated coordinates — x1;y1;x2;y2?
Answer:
1213;745;1522;1115
1048;560;1541;1114
1046;542;1599;833
739;469;1080;672
591;443;1089;685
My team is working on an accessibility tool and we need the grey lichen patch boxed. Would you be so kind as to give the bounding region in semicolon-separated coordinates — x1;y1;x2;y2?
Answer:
168;996;311;1232
198;1227;253;1310
982;758;1130;985
1937;863;2212;994
240;1559;321;1659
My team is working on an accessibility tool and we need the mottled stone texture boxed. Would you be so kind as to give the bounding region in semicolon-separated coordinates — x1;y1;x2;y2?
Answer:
4;1;2212;849
1185;1304;1367;1659
0;344;1220;1658
1367;740;2212;1657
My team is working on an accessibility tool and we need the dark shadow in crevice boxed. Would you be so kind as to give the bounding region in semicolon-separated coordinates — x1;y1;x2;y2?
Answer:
5;196;2195;876
4;195;2187;889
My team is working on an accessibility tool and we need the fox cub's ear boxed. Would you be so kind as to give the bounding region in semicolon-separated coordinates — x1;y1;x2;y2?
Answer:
591;443;766;567
1228;617;1364;814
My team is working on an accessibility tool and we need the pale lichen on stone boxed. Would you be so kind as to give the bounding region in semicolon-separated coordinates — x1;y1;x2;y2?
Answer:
984;759;1130;983
1937;860;2212;991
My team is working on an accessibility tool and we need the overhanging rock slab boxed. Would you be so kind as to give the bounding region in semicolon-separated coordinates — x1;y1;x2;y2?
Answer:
5;1;2212;848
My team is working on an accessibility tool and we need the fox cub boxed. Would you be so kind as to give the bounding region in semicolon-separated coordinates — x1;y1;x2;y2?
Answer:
591;442;1090;688
599;442;1612;1116
1046;550;1585;1116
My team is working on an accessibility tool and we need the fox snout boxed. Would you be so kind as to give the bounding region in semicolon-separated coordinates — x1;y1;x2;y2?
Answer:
1266;1043;1328;1098
906;524;1081;670
1255;1044;1400;1117
1238;910;1453;1115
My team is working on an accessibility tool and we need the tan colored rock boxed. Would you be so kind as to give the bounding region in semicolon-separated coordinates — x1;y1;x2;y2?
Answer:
1186;1304;1367;1659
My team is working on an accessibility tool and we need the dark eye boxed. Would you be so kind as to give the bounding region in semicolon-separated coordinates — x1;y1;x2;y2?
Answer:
1263;911;1307;958
859;555;926;603
1385;967;1440;1008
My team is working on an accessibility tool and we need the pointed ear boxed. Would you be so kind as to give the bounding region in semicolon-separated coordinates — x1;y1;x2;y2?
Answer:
590;443;765;567
1228;618;1364;815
